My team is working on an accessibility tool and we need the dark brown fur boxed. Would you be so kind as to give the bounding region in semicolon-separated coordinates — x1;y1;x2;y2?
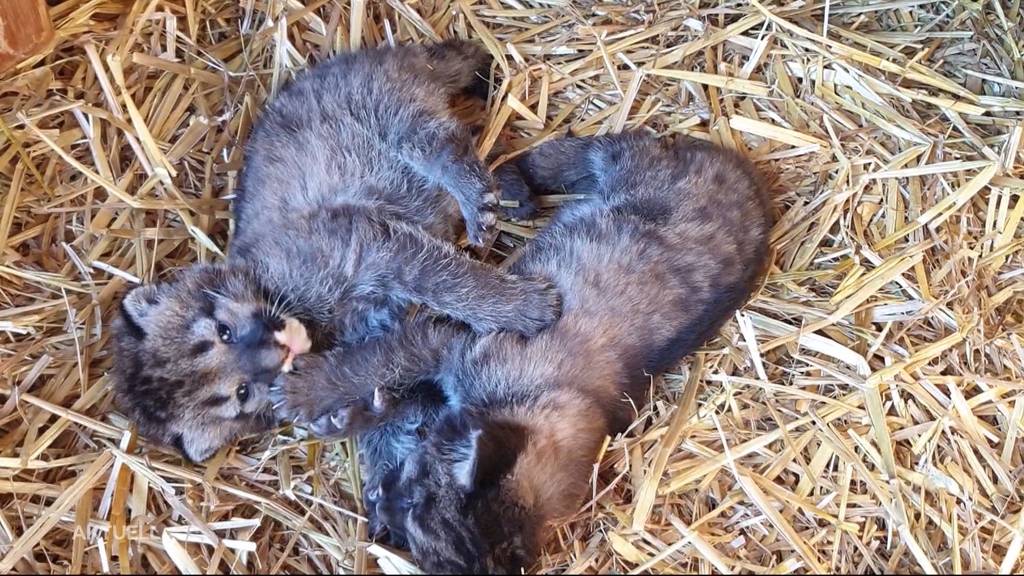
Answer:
275;133;773;572
110;41;559;463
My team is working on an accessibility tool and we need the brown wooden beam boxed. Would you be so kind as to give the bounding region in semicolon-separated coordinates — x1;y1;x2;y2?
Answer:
0;0;55;74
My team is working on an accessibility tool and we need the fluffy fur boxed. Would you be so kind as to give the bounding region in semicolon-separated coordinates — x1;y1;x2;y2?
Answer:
110;41;559;463
275;132;773;572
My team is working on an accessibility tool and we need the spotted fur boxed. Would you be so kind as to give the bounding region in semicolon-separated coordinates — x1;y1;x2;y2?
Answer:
110;41;558;463
277;133;774;572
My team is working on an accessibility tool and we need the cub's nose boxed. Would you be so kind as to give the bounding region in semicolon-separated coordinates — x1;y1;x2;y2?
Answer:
234;312;276;344
250;345;288;382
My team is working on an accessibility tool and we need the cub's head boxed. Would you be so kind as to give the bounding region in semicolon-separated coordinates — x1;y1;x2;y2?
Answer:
377;410;538;574
111;263;299;462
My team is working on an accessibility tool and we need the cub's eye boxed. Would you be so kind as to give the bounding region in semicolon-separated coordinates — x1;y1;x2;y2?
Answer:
236;383;250;403
217;323;234;343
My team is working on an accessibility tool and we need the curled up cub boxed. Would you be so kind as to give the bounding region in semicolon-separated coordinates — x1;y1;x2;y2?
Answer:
273;132;773;573
109;41;560;463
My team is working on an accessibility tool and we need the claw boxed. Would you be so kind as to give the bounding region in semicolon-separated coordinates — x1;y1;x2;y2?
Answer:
372;388;385;412
273;400;286;411
330;413;344;429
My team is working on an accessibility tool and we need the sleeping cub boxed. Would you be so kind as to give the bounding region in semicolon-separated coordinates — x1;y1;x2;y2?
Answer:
110;41;560;463
273;132;773;572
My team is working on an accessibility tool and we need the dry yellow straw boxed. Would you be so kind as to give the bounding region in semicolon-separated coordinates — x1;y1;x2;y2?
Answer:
1;0;1021;573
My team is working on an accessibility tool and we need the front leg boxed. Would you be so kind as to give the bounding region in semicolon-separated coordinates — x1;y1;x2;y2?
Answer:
271;319;465;438
383;221;562;336
517;131;658;200
515;135;601;193
270;353;377;438
494;162;539;220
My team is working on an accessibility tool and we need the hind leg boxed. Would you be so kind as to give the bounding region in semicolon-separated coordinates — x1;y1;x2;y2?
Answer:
413;41;538;229
399;124;499;245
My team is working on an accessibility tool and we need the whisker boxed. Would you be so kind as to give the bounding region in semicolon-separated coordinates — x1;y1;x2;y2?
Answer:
274;292;286;318
202;288;228;301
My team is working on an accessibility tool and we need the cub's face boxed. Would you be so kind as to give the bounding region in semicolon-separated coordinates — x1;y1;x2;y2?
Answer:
111;264;296;462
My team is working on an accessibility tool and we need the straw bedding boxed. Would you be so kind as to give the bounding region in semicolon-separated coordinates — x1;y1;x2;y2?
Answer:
1;0;1023;573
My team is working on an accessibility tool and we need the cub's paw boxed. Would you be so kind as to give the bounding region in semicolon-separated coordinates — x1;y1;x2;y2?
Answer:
270;355;333;425
270;358;383;439
507;276;563;336
495;164;539;221
305;393;383;439
305;403;370;439
462;190;499;247
364;484;388;540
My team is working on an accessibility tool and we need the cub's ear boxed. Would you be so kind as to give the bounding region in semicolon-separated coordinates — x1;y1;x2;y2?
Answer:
119;284;165;339
451;429;483;491
434;411;481;491
436;412;527;492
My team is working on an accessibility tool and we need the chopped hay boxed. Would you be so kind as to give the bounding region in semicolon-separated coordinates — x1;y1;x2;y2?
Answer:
2;0;1023;573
